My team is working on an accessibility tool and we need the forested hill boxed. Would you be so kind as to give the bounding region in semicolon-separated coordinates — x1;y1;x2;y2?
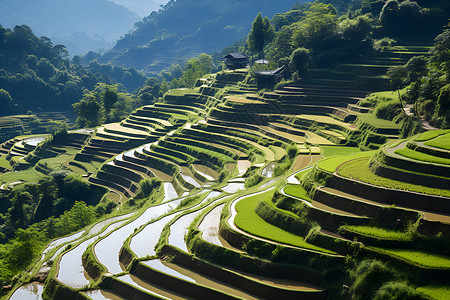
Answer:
0;25;147;115
0;0;140;55
99;0;300;72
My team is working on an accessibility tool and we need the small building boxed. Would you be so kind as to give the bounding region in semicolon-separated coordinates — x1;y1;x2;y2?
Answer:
224;53;249;70
254;66;285;88
254;59;269;65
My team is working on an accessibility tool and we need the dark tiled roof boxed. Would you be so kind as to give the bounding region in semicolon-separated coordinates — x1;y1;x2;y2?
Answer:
254;66;284;77
224;53;249;59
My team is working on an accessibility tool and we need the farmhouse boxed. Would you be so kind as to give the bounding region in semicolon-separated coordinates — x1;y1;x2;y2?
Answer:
224;53;249;70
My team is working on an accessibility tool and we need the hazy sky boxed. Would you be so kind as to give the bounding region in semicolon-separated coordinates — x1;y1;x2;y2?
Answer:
109;0;169;17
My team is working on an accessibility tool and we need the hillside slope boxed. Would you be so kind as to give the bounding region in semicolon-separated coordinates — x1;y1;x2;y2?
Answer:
99;0;300;72
0;0;140;55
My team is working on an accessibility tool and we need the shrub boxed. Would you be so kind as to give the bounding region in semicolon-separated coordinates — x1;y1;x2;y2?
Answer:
350;259;396;299
373;281;424;300
244;173;264;188
374;100;402;120
135;178;161;199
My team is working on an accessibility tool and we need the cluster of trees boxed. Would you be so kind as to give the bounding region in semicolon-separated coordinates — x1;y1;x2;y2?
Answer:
100;0;300;71
0;170;116;283
238;0;448;77
0;24;151;116
0;25;110;114
72;83;142;128
388;27;450;128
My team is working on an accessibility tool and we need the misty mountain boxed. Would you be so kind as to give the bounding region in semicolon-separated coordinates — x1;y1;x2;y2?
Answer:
0;0;140;55
109;0;168;17
99;0;300;72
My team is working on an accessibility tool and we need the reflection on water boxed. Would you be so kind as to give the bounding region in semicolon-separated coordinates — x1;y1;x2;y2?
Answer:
57;220;127;288
164;182;178;201
9;282;43;300
261;162;276;178
168;191;222;252
221;182;245;193
94;198;183;274
84;289;125;300
144;259;194;282
198;204;224;245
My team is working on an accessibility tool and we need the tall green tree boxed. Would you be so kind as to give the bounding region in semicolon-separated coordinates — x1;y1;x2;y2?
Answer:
248;13;275;60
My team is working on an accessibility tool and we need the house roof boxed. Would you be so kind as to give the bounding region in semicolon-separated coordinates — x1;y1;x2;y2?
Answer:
255;59;269;64
224;53;249;59
254;66;284;77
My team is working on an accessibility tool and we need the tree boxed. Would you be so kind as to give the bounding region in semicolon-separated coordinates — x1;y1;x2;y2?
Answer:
102;88;119;112
0;89;13;114
72;93;102;128
248;13;275;60
33;177;58;222
293;3;338;50
290;47;311;77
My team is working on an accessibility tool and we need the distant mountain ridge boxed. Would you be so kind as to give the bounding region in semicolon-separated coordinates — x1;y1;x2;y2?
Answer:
110;0;168;17
99;0;300;72
0;0;140;55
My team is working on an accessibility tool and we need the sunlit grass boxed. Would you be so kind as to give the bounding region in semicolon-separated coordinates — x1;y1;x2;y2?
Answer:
377;248;450;269
414;129;450;142
395;148;450;165
234;190;334;253
417;285;450;300
318;151;375;173
284;184;312;202
341;225;412;241
424;133;450;150
338;157;450;197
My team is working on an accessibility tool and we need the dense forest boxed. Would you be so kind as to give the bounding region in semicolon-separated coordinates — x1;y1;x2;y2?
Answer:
0;0;139;55
0;24;149;115
98;0;300;72
230;0;450;129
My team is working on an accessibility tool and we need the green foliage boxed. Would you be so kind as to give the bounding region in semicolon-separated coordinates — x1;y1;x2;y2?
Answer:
423;132;450;150
341;225;413;241
234;190;332;253
135;178;162;200
349;259;396;299
247;13;275;58
394;147;450;165
318;150;375;172
0;25;130;114
179;54;213;88
338;156;450;197
73;83;142;127
283;185;312;202
377;248;450;269
244;172;264;188
373;281;424;300
0;89;13;115
416;285;450;300
290;47;311;77
374;99;403;120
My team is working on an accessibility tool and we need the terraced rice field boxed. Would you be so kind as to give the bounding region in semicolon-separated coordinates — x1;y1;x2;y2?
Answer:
5;68;450;299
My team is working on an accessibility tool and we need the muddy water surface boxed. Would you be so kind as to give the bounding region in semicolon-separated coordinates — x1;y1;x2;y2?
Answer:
9;282;43;300
118;274;187;300
261;162;277;178
150;260;260;300
57;220;128;288
237;160;251;176
198;203;243;252
84;289;125;300
94;198;184;274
